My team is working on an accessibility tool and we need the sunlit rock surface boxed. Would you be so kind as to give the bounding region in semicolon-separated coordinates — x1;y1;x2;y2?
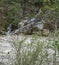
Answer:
0;35;16;65
0;35;59;65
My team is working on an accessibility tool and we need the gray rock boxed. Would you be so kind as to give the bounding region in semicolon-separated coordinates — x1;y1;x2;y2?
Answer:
34;22;44;30
0;30;6;35
0;62;5;65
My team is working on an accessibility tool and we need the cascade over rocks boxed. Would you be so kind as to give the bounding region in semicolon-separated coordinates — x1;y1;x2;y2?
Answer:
6;10;59;35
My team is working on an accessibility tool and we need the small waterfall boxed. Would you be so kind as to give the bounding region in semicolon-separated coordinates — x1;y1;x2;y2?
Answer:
7;23;12;35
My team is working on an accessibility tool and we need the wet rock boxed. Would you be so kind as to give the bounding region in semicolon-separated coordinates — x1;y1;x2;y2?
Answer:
33;22;44;31
0;62;5;65
18;20;28;28
0;30;6;35
42;29;49;36
17;18;44;35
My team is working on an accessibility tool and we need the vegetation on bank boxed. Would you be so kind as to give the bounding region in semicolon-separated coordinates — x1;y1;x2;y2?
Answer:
0;1;59;65
0;0;59;34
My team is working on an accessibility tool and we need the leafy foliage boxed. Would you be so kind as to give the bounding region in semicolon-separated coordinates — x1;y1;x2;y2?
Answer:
6;2;21;24
0;0;59;31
